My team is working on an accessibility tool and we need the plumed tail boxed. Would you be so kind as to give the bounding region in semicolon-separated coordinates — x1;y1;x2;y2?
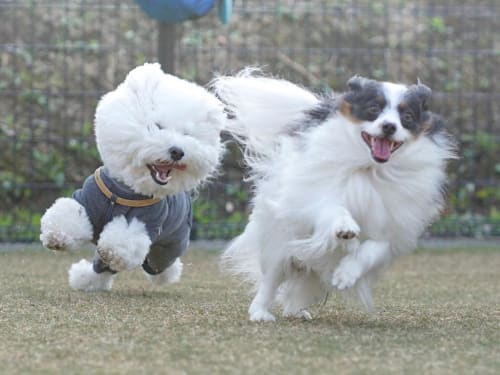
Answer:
212;68;319;161
220;221;262;288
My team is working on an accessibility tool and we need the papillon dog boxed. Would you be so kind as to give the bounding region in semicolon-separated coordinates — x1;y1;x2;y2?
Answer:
213;69;456;321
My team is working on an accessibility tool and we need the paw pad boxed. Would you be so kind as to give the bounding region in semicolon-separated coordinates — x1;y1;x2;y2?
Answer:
333;214;360;240
42;232;69;251
336;230;357;240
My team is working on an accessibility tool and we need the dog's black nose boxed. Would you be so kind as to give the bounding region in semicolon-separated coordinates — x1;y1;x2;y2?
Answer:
382;122;397;136
169;146;185;161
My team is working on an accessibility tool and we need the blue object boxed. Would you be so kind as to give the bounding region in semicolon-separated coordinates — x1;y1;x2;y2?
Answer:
135;0;215;24
218;0;232;25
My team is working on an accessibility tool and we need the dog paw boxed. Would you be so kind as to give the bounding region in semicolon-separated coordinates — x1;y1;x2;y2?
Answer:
332;214;360;240
283;309;313;321
145;259;183;286
40;231;70;251
97;246;128;272
249;309;276;322
332;257;363;290
68;259;114;292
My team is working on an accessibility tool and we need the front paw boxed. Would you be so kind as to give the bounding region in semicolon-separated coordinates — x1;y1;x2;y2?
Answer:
40;197;93;251
96;217;151;271
40;230;71;251
332;256;363;290
332;214;360;240
97;246;129;272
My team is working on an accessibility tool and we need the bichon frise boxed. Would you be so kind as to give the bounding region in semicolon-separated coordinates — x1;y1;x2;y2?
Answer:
40;63;226;292
213;69;456;321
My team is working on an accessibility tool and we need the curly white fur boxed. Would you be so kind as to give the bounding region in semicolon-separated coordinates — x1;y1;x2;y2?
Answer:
40;63;225;291
214;70;456;321
68;259;113;292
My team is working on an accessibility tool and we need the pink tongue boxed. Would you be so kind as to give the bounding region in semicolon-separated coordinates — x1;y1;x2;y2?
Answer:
154;165;171;182
157;170;168;180
372;138;391;161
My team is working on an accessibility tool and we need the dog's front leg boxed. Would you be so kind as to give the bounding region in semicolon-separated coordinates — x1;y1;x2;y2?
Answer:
332;240;391;290
96;216;152;272
330;206;360;241
40;198;93;251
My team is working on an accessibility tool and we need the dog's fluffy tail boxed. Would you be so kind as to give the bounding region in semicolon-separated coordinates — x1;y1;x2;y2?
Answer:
220;220;263;288
215;69;319;284
212;68;319;166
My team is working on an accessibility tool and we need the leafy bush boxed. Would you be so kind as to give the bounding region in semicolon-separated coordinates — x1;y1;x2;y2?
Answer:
0;1;498;240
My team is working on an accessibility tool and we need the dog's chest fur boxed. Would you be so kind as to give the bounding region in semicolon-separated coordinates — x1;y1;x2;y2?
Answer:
341;160;444;251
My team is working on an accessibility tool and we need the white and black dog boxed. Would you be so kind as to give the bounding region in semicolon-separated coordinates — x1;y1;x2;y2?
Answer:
213;69;456;321
40;63;226;292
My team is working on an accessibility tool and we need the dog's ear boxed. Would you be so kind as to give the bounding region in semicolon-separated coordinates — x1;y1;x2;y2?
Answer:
347;76;364;92
412;82;432;111
347;75;374;92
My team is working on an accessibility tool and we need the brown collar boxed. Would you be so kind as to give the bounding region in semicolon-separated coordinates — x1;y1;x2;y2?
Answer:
94;167;161;207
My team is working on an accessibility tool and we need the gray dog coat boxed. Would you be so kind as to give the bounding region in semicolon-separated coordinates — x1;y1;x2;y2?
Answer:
72;167;192;275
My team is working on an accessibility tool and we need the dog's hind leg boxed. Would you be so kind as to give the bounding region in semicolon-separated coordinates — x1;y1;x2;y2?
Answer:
248;267;283;322
280;274;324;320
40;198;93;251
68;258;114;292
143;229;189;285
144;258;183;285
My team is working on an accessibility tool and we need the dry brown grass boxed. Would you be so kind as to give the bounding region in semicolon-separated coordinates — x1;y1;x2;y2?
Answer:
0;246;499;374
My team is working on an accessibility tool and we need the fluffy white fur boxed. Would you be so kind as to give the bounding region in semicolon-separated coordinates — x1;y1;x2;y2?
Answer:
95;62;224;198
68;259;114;292
40;197;93;251
96;216;152;271
40;63;225;291
145;258;183;285
214;70;456;321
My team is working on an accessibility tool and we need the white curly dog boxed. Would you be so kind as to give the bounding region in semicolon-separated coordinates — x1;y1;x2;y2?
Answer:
40;63;225;292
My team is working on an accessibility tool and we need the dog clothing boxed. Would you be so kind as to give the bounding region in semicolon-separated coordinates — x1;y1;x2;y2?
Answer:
72;167;192;275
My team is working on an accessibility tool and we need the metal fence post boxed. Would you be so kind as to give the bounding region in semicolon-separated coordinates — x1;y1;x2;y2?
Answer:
158;22;177;74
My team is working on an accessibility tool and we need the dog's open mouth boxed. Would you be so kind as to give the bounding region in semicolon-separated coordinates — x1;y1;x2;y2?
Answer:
361;132;403;163
147;161;187;185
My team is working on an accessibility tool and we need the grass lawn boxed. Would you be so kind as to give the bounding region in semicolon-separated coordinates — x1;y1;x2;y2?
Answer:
0;246;499;374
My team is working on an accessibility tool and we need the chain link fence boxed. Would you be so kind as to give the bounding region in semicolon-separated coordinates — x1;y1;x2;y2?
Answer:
1;0;499;242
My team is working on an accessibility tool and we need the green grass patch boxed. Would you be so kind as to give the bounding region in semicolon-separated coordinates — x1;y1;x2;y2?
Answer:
1;247;499;374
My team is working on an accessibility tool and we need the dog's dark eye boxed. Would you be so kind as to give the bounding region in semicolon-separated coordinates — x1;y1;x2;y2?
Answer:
155;122;162;130
401;112;415;128
364;104;381;120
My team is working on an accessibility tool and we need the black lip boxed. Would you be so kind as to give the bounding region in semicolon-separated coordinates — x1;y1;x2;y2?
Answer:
373;156;389;163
